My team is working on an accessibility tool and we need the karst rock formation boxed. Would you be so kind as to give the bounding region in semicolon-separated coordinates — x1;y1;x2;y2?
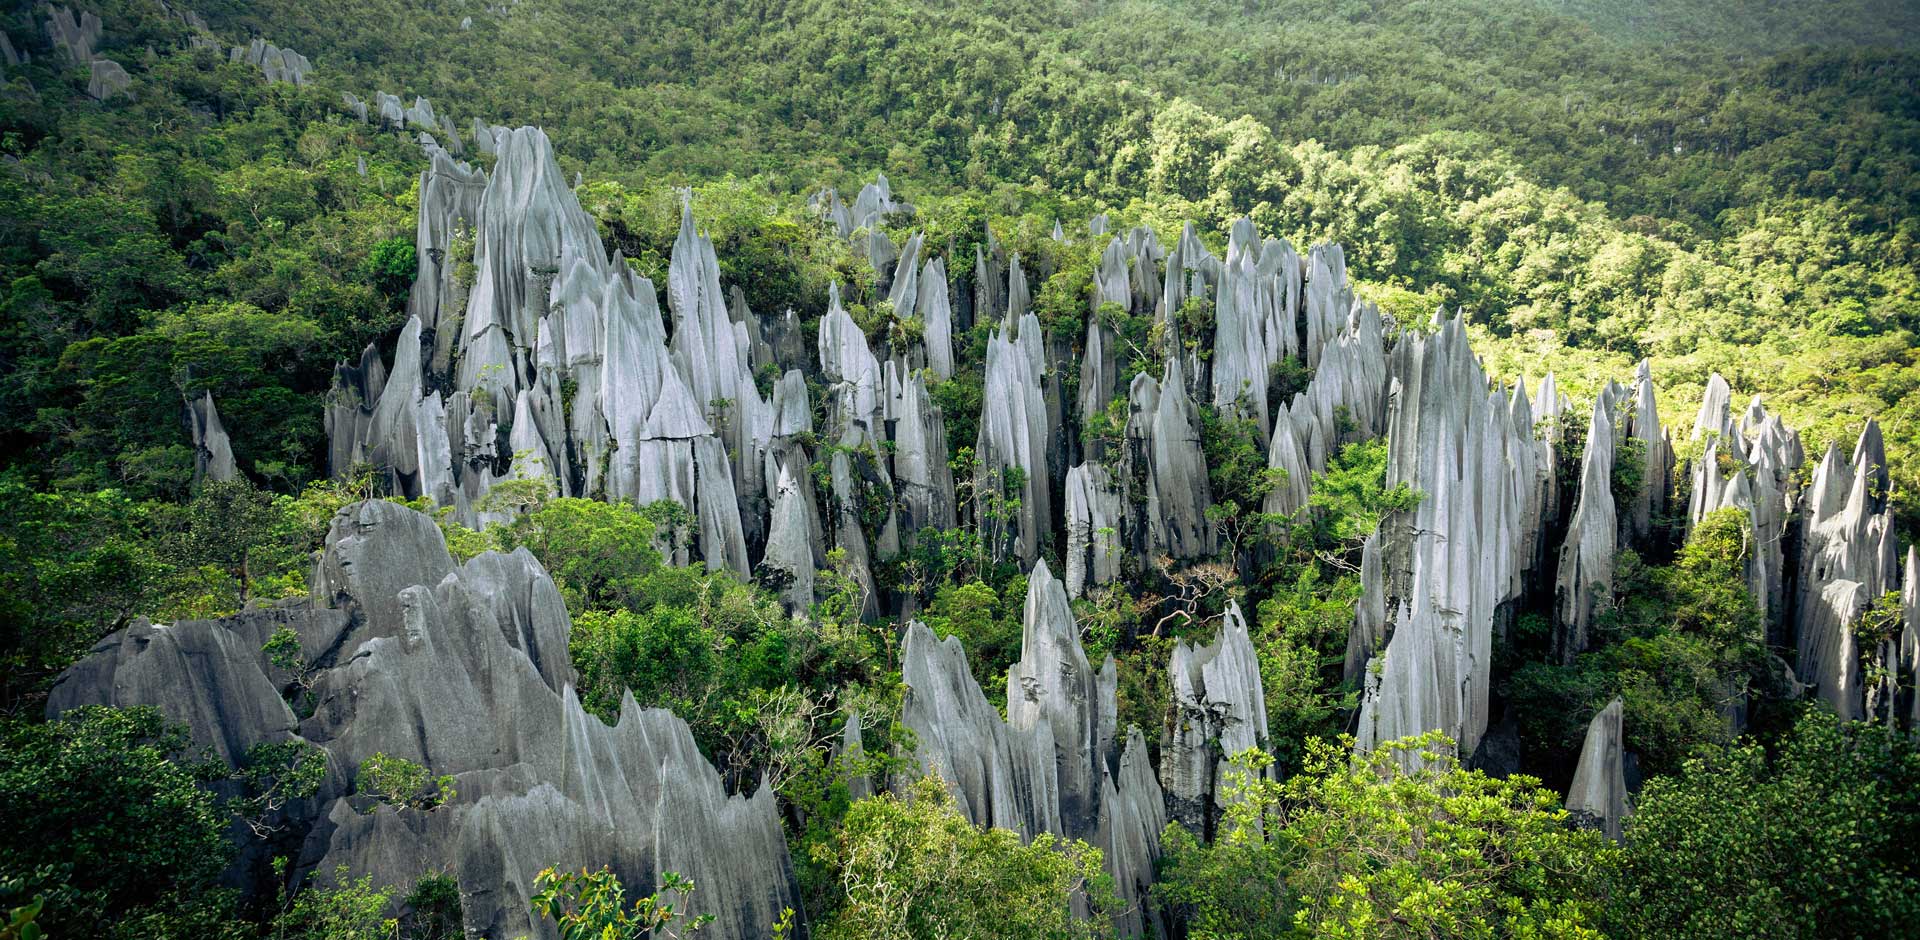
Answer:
47;73;1920;931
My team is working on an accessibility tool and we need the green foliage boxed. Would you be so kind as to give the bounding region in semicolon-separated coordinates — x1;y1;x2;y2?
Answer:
920;577;1027;703
399;873;464;940
811;776;1117;940
355;752;456;812
0;479;165;707
1509;507;1768;779
1254;568;1360;771
362;236;417;298
1611;709;1920;939
270;865;396;940
1291;437;1421;557
234;739;327;838
0;707;233;937
1156;737;1615;939
489;497;665;612
0;890;42;940
529;866;713;940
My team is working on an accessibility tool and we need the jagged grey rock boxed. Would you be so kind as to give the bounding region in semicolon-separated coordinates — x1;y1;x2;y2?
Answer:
1063;462;1125;597
1566;698;1629;841
1357;316;1534;762
898;563;1166;937
187;390;239;484
1794;422;1900;717
976;315;1052;564
920;255;955;380
85;57;130;100
45;5;101;64
1344;529;1386;682
1622;361;1670;544
1163;601;1269;835
1555;394;1617;662
1137;358;1216;561
338;128;760;575
50;501;801;940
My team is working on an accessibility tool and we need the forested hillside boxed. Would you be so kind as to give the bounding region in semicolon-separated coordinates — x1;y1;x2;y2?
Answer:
2;1;1917;938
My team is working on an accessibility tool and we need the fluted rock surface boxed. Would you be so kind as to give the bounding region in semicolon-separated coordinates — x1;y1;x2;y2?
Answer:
331;128;756;576
51;501;799;939
1566;698;1629;841
1356;315;1535;762
976;315;1053;564
1163;601;1269;835
1554;393;1619;663
187;390;239;484
1131;358;1216;561
1793;422;1899;716
45;5;100;63
898;562;1165;937
86;57;130;99
1687;373;1802;630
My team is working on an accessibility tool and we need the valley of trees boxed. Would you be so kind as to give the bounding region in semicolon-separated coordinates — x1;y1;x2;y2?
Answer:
1;1;1916;938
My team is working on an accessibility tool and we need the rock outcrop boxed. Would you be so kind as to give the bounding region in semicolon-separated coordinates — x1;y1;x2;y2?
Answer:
231;37;312;85
1566;698;1629;841
187;390;239;484
329;128;759;577
898;562;1166;938
1162;601;1269;836
50;501;800;940
1356;315;1536;762
1554;392;1619;663
86;57;130;99
1793;422;1899;717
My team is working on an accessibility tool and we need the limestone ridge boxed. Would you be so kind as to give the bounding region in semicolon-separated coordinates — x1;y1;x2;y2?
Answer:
899;561;1168;938
1689;372;1802;634
1554;390;1619;663
106;101;1920;931
1356;316;1539;762
43;3;313;100
51;500;799;940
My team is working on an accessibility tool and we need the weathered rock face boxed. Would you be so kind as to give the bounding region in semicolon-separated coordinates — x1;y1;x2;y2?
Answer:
1687;372;1802;633
976;314;1054;565
1356;315;1536;762
1793;422;1900;717
1063;462;1126;597
1621;361;1670;545
1899;548;1919;727
1554;392;1619;663
45;5;101;63
1131;358;1216;562
1566;698;1629;841
231;37;312;85
187;390;239;484
330;128;761;577
1162;601;1269;836
86;57;130;99
898;561;1165;938
49;501;800;940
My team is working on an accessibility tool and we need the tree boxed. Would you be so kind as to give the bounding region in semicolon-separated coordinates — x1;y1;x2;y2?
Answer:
356;753;456;812
1611;708;1920;939
529;866;713;940
811;776;1117;940
489;497;664;612
1157;736;1615;939
0;707;234;936
0;481;165;708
